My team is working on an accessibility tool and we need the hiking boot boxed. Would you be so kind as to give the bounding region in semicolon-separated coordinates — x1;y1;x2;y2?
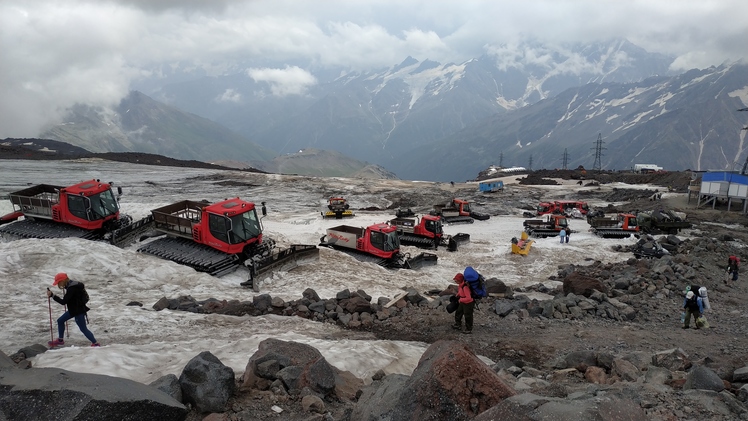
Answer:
682;326;689;329
91;343;101;347
451;324;462;330
48;338;64;348
463;330;472;335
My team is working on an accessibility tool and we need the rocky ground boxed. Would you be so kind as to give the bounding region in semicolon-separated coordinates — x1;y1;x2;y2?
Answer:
169;168;748;420
5;152;748;420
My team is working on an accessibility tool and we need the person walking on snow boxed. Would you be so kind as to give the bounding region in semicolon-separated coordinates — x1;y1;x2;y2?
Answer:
682;290;704;329
559;228;567;244
46;273;100;348
451;273;474;334
565;229;570;243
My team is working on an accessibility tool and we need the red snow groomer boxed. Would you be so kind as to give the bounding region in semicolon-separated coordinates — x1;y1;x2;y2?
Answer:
136;198;319;290
319;223;437;269
0;180;151;245
430;198;490;224
388;214;469;252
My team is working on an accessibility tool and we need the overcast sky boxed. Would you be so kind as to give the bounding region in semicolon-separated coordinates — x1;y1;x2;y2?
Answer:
1;0;747;139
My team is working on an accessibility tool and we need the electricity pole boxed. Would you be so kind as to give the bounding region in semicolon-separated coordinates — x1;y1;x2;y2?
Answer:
528;154;533;171
499;152;504;168
592;133;605;171
562;148;569;170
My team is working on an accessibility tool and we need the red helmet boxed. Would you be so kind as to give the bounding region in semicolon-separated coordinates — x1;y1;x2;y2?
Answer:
53;272;68;286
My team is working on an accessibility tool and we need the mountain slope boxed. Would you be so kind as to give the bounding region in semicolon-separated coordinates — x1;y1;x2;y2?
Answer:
152;39;673;174
250;148;397;179
40;91;277;163
390;63;748;182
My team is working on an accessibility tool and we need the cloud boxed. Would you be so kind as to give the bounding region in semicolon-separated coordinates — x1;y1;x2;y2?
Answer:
216;89;242;103
247;66;317;96
0;0;747;137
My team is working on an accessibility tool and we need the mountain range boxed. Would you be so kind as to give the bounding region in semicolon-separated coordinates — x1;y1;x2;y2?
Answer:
397;63;748;182
35;39;748;181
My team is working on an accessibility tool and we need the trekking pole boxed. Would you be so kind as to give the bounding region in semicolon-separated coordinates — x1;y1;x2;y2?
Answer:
64;304;69;338
47;288;53;342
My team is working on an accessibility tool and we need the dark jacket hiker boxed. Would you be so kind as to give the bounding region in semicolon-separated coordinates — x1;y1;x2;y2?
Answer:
682;290;704;329
46;272;100;348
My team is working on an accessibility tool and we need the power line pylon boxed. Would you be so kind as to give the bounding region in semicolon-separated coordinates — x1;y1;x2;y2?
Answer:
562;148;569;170
499;152;504;168
528;154;533;171
591;133;605;171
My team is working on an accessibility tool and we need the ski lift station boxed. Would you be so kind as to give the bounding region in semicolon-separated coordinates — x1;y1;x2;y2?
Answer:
696;171;748;213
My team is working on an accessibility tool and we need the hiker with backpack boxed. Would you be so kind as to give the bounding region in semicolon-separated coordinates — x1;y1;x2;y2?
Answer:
46;273;100;348
451;273;475;334
451;266;488;334
682;290;705;330
727;256;740;283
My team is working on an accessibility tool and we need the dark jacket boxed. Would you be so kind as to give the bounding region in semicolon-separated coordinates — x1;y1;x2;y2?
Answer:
683;296;703;314
728;259;739;274
53;280;90;316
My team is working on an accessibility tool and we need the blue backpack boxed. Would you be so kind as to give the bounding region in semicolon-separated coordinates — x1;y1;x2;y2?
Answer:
464;266;488;299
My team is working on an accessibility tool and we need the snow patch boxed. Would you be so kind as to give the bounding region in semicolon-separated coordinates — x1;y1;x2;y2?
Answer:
651;92;674;108
728;86;748;107
607;86;654;107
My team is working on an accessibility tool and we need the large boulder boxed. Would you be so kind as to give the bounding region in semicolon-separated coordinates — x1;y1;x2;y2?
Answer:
179;351;235;413
352;340;516;420
149;374;182;403
612;358;640;382
0;367;187;420
684;365;725;392
734;366;748;383
241;339;362;401
562;273;607;297
556;350;597;371
12;344;47;361
651;348;691;372
0;351;16;370
486;277;512;296
339;295;374;314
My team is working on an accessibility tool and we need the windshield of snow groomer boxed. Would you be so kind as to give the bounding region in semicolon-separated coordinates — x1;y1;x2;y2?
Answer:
226;209;261;243
626;216;638;227
89;188;120;219
370;229;400;252
68;189;119;221
425;218;442;235
382;230;400;251
537;204;550;213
